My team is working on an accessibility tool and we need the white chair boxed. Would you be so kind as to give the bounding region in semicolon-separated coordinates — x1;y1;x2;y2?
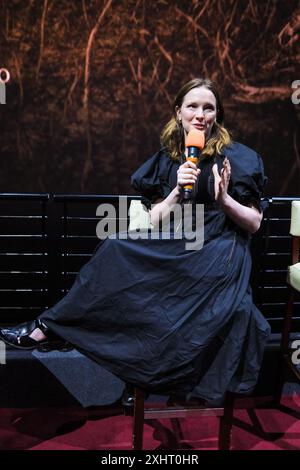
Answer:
128;200;151;231
280;201;300;383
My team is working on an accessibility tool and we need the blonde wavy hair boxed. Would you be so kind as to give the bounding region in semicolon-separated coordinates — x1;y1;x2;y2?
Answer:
160;78;231;161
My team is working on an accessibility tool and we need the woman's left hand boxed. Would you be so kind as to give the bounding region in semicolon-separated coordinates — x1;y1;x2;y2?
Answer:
212;157;231;205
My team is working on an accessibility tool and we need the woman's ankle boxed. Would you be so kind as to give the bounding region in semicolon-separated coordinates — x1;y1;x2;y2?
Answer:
29;328;47;342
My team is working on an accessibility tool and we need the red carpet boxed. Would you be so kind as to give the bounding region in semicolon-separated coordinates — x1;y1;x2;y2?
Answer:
1;395;300;450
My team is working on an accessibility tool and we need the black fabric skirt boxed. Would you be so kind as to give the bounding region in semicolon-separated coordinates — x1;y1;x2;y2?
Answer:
40;211;270;403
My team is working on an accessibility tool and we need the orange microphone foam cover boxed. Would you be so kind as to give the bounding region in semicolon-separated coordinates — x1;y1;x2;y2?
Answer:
185;128;205;149
182;129;205;198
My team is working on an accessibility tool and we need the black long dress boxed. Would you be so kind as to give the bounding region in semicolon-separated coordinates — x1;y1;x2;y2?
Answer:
39;141;271;403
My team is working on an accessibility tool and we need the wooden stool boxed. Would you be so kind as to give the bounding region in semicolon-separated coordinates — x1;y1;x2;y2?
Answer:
130;388;235;450
279;201;300;391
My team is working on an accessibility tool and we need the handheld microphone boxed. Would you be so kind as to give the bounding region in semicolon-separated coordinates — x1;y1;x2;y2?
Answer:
183;128;205;200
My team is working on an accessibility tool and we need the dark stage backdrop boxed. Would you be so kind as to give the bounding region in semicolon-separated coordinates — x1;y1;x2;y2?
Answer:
1;0;299;196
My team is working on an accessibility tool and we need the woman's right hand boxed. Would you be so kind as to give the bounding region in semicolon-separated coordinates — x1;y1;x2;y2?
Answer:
176;161;201;192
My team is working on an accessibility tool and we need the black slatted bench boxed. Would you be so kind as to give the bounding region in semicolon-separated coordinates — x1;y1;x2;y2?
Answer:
0;194;299;409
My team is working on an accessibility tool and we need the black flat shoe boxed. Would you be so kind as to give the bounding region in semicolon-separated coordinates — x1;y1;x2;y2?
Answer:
121;385;135;409
166;394;208;407
37;340;73;353
121;385;149;409
0;318;56;350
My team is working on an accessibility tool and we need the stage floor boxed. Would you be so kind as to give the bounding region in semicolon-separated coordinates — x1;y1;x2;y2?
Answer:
0;394;300;450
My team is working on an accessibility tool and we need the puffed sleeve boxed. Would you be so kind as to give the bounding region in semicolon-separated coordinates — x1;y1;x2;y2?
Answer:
131;150;173;209
225;142;268;212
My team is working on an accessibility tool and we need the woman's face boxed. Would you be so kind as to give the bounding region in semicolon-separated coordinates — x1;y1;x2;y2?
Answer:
176;86;217;141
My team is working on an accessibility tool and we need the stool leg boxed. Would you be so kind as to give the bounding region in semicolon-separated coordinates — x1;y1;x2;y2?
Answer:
132;388;145;450
218;392;235;450
273;356;285;405
281;289;294;355
170;418;184;441
273;288;295;404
